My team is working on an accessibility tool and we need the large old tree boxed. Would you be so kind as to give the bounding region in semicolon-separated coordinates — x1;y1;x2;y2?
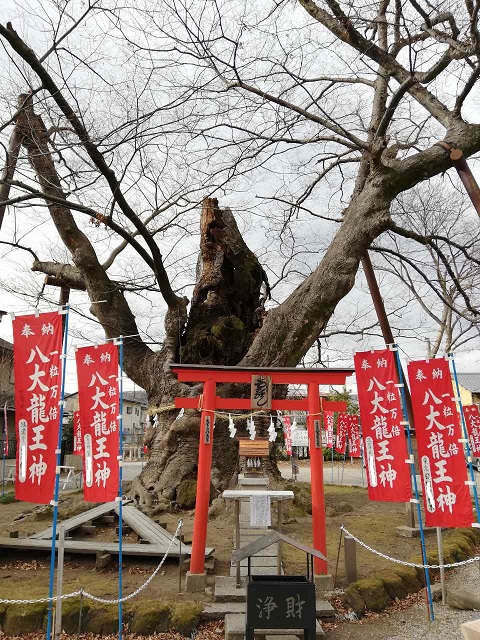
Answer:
1;0;480;508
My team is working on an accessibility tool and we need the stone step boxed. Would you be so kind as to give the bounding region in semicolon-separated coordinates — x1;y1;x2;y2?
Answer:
214;576;247;602
224;614;325;640
229;565;284;577
230;556;277;567
239;528;271;536
234;546;278;558
231;556;278;567
203;601;335;621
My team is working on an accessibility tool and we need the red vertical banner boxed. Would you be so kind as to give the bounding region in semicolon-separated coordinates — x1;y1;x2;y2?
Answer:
335;413;349;454
73;410;83;455
347;415;361;458
354;349;411;502
76;344;119;502
324;411;334;448
282;416;292;456
464;405;480;456
13;311;63;503
408;357;473;527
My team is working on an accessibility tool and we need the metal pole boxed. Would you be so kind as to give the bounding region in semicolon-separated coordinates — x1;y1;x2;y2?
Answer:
362;253;416;528
46;305;70;640
117;337;124;640
235;499;241;588
54;525;65;640
277;499;283;576
436;527;446;604
393;344;435;621
178;519;183;593
449;353;480;521
437;144;480;217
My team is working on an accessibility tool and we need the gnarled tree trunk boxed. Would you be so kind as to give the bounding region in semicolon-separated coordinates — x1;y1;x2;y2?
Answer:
126;198;271;510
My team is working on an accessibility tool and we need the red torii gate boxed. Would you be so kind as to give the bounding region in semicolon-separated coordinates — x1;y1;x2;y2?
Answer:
171;364;354;588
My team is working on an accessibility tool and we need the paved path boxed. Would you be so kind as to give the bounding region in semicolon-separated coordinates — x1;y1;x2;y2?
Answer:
278;461;480;494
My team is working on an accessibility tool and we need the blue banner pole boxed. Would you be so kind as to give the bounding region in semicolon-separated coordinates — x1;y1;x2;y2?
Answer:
449;352;480;523
116;336;124;639
46;305;70;640
392;344;434;621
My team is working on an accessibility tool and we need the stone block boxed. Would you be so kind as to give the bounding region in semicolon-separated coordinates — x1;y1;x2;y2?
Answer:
315;600;335;620
447;588;480;610
314;574;334;592
185;571;207;593
214;576;246;602
460;619;480;639
95;551;113;571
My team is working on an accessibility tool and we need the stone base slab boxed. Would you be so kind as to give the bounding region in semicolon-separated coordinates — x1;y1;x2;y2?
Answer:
314;574;334;592
185;571;207;593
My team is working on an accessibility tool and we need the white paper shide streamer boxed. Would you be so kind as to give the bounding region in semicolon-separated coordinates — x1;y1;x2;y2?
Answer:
268;416;276;442
248;416;256;440
228;414;237;438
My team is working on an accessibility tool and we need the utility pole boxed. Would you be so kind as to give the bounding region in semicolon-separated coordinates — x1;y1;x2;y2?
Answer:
361;253;416;528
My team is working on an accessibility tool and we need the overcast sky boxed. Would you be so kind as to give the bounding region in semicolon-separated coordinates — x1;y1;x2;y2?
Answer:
1;0;479;395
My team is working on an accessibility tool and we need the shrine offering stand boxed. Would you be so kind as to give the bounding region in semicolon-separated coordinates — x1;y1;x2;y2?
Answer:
223;490;294;587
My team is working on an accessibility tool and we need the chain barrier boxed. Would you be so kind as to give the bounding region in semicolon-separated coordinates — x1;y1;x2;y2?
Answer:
341;524;480;570
0;520;182;605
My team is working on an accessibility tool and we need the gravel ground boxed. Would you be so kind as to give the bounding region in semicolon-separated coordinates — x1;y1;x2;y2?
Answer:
327;560;480;639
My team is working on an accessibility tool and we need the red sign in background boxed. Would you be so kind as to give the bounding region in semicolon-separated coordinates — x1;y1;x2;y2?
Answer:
335;413;349;455
354;349;412;502
408;357;473;528
347;415;362;458
76;343;119;502
464;405;480;456
73;410;83;455
324;411;334;448
13;311;63;503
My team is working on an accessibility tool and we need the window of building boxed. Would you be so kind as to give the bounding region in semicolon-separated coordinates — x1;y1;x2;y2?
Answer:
126;406;132;414
135;407;139;415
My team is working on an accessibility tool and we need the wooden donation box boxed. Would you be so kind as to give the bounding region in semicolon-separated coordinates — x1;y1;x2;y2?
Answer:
246;575;316;640
237;437;269;473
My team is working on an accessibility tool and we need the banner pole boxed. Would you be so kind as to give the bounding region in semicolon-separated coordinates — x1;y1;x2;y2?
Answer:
117;337;124;640
392;344;434;621
2;402;8;496
331;443;334;485
449;352;480;522
46;305;70;640
359;419;365;488
436;527;446;604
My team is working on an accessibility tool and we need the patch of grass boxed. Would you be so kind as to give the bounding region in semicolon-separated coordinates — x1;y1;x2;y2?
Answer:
0;492;15;504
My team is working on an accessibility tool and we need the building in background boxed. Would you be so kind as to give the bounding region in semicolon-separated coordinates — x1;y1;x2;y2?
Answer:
455;373;480;406
0;337;15;452
65;387;148;459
